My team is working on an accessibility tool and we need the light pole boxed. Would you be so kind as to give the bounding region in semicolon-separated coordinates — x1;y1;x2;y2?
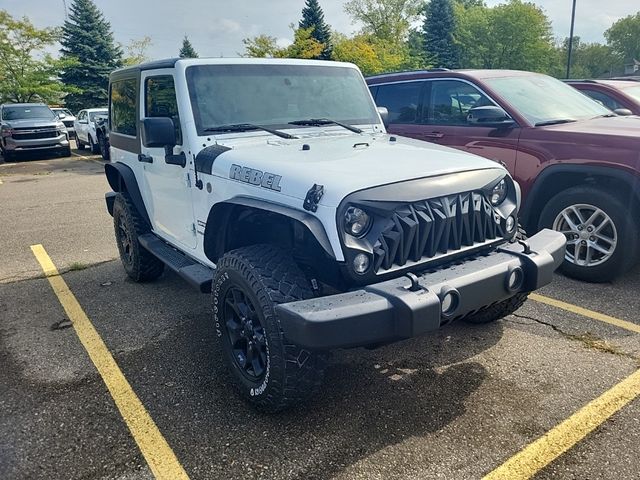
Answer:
566;0;577;79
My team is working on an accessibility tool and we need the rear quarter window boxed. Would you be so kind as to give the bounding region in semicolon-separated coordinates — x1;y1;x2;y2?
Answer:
110;78;137;136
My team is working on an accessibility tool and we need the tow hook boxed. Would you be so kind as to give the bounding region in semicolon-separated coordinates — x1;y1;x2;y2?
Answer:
303;184;324;212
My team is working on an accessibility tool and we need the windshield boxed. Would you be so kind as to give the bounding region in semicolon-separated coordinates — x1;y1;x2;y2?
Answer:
484;74;611;125
2;105;55;121
186;64;378;135
622;85;640;103
52;108;73;116
89;110;107;122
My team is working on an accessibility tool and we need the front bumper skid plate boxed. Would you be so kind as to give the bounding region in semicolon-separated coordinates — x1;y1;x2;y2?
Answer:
275;229;566;349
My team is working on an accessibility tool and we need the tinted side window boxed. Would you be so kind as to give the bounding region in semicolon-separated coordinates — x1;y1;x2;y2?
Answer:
582;90;623;111
368;85;378;100
375;82;424;124
145;75;181;144
111;78;137;136
428;80;495;125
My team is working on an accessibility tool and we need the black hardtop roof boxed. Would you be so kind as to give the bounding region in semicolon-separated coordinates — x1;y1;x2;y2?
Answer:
110;58;180;79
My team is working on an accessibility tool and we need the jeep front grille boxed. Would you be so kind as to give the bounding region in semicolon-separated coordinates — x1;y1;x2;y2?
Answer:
372;191;506;272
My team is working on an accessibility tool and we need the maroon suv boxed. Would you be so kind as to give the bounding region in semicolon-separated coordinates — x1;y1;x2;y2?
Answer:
566;79;640;116
366;69;640;282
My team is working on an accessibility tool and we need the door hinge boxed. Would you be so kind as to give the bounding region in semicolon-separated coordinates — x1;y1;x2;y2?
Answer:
186;173;192;188
303;184;324;212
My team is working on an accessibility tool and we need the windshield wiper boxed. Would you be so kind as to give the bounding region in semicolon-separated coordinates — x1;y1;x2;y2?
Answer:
203;123;297;140
288;118;363;134
534;118;578;127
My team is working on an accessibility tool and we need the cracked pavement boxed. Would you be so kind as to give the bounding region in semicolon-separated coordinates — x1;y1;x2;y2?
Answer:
1;152;640;479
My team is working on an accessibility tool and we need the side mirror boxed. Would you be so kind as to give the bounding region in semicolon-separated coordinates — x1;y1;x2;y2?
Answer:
79;119;88;124
614;108;633;116
58;113;66;119
141;117;185;167
377;106;389;128
142;117;176;148
467;106;515;128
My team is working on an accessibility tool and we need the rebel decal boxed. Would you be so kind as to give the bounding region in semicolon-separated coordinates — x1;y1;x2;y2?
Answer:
229;164;282;192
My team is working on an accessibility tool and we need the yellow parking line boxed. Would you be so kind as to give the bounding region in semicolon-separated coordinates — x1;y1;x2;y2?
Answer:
30;244;189;480
484;367;640;479
530;293;640;334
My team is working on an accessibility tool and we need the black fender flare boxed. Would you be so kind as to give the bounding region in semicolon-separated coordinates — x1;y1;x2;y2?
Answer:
521;164;640;227
104;162;151;227
203;197;336;262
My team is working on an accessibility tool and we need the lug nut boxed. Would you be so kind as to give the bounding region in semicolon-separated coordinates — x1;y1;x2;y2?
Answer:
590;236;595;241
587;226;594;232
578;225;583;231
581;240;587;246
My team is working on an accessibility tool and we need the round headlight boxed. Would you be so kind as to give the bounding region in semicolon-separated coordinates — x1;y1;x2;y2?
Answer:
491;179;508;206
344;206;371;237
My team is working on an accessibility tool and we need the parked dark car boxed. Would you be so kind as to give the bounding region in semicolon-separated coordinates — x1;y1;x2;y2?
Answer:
566;79;640;116
367;69;640;282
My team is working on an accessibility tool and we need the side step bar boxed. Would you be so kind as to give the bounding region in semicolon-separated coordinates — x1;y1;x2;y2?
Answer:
138;234;214;293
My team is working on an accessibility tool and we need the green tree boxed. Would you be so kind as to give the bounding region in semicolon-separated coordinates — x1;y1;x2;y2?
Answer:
551;37;622;79
277;27;324;59
454;0;554;71
124;36;152;65
343;0;423;45
332;33;411;75
59;0;122;112
423;0;458;68
605;13;640;64
0;11;71;104
299;0;332;59
179;35;199;58
242;34;281;58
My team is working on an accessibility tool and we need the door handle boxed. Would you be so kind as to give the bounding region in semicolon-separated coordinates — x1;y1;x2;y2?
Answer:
423;132;445;139
138;154;153;163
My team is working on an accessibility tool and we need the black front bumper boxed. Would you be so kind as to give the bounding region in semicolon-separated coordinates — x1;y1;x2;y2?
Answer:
275;229;566;350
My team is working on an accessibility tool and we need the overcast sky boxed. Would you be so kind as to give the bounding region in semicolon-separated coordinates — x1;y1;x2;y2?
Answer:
2;0;636;59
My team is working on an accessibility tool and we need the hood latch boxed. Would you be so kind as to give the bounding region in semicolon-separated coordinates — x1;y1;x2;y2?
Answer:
303;184;324;212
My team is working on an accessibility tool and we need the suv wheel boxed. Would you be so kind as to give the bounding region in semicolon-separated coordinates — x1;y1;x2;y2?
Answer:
538;186;639;282
98;134;110;160
112;192;164;282
89;135;100;154
212;244;326;412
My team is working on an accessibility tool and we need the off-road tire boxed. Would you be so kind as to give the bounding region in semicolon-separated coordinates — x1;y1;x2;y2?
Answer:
89;135;100;154
112;192;164;282
538;186;639;282
98;133;110;160
463;226;528;324
212;244;327;412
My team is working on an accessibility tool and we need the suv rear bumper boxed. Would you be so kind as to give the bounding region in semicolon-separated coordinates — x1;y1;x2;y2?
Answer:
275;229;566;350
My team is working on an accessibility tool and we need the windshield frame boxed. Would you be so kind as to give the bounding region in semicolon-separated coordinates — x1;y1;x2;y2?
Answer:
1;105;56;121
483;73;612;126
185;63;380;137
621;85;640;103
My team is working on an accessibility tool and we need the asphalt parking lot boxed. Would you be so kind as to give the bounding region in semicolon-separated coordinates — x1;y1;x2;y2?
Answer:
1;149;640;480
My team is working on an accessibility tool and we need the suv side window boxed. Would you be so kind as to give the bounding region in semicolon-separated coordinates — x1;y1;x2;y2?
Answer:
427;80;495;125
374;82;424;124
111;78;137;136
145;75;181;144
581;89;623;111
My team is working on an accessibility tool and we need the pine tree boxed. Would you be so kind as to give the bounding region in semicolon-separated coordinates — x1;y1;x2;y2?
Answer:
179;36;199;58
299;0;332;59
423;0;458;68
59;0;122;112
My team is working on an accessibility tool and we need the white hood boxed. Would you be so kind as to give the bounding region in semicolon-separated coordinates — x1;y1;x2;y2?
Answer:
209;132;507;207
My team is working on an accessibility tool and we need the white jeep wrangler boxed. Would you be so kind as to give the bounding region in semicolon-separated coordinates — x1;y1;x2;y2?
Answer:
104;58;566;412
